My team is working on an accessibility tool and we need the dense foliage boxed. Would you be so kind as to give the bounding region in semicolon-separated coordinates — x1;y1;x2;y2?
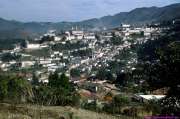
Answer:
103;95;130;114
135;23;180;114
1;53;21;62
52;41;88;51
33;72;80;106
70;69;81;78
0;72;80;107
110;35;123;45
39;36;54;44
71;48;92;57
0;75;33;103
0;38;25;51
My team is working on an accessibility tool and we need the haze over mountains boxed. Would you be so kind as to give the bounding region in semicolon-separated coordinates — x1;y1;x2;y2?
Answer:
0;3;180;39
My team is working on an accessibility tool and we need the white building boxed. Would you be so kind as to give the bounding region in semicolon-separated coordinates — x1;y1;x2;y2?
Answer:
134;94;166;103
65;30;84;40
54;36;62;41
21;61;35;68
84;34;96;40
39;60;52;65
26;41;41;49
122;24;131;28
72;30;84;36
27;44;41;49
44;30;56;37
65;31;75;40
121;24;131;31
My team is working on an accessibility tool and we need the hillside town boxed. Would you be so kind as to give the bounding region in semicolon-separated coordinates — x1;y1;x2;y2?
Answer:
0;0;180;118
0;24;167;76
0;22;170;105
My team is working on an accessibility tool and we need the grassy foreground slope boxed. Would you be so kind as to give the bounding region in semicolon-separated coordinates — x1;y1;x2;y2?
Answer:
0;103;140;119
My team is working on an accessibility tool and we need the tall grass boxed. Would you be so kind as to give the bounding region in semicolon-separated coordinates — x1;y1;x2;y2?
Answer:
0;103;142;119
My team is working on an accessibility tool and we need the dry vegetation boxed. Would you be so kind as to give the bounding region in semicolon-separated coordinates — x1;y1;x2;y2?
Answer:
0;103;141;119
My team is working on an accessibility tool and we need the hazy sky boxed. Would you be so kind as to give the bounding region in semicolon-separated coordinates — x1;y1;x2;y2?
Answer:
0;0;179;22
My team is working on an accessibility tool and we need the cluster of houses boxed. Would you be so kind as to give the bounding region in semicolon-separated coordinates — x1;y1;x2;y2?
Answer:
0;23;171;108
0;23;168;80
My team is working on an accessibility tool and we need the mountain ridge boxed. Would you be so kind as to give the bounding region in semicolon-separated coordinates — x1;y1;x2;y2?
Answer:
0;3;180;38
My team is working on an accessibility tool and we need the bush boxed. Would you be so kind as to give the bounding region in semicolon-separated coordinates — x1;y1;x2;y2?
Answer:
33;72;80;106
0;75;33;103
103;95;130;114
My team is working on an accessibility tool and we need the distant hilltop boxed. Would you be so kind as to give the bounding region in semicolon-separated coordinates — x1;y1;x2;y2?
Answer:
0;3;180;39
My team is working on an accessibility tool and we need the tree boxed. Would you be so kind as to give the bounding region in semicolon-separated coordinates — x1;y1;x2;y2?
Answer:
110;36;123;45
112;95;130;107
20;40;27;48
1;53;21;62
70;68;81;78
40;36;54;44
143;100;161;115
31;73;39;86
83;100;98;112
116;73;130;86
7;76;33;103
48;71;59;88
0;75;8;100
0;75;33;103
95;34;100;40
46;72;79;106
59;73;70;89
96;68;107;80
96;68;115;81
103;95;130;114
